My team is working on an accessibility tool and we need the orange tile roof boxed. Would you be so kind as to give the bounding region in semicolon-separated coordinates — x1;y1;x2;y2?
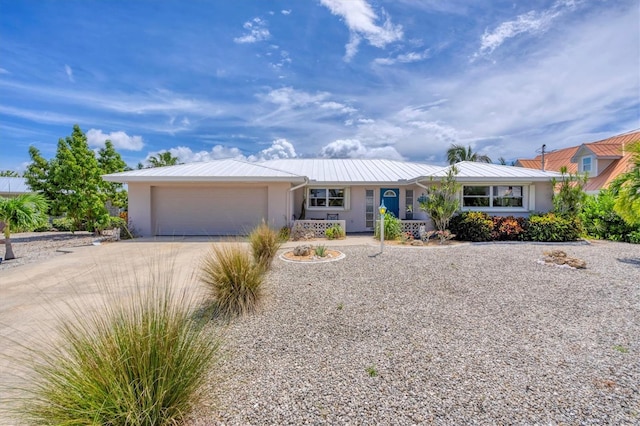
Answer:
517;129;640;191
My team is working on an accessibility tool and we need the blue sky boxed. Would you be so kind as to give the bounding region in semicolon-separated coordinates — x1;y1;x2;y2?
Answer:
1;0;638;172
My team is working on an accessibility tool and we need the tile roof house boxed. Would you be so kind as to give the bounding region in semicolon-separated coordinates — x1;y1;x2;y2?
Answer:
104;159;561;237
516;130;640;194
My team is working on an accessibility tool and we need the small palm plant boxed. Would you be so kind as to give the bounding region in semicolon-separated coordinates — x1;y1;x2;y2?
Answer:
201;243;265;318
17;276;220;425
249;221;282;269
0;193;48;260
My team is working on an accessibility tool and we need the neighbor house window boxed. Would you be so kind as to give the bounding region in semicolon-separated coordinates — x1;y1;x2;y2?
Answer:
308;187;348;209
582;157;592;173
463;186;524;208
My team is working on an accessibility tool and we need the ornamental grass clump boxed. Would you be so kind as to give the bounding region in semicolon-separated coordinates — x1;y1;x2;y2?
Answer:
249;221;282;269
201;243;265;318
17;277;220;426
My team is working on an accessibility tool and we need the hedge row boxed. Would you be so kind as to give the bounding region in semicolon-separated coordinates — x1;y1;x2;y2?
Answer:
449;211;582;242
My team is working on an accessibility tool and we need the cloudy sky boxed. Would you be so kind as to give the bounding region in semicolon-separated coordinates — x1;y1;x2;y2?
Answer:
1;0;638;171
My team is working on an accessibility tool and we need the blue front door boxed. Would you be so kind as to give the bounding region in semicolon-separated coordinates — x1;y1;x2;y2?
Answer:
380;188;400;218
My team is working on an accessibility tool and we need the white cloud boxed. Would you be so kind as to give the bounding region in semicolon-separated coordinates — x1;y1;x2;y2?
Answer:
0;68;9;74
264;87;329;107
148;139;298;164
234;17;270;43
64;64;74;82
320;138;403;160
374;49;430;65
281;9;291;15
249;138;298;161
320;0;403;61
477;0;579;57
87;129;144;151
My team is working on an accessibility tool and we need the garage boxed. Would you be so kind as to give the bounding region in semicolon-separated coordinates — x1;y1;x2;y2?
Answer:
151;186;268;236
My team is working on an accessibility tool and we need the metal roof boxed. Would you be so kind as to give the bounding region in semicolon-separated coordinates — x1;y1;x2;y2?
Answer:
259;159;442;184
0;177;30;194
103;158;561;184
103;159;306;183
419;161;562;182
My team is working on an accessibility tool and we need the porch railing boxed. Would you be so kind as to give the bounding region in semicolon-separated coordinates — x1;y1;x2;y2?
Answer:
293;220;347;238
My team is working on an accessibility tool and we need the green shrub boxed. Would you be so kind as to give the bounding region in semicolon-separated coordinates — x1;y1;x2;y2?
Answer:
449;211;494;241
278;225;291;242
315;244;327;257
200;244;265;318
525;213;582;242
374;212;402;240
325;223;345;240
580;191;640;242
249;221;282;269
51;217;76;232
19;280;220;425
491;216;526;241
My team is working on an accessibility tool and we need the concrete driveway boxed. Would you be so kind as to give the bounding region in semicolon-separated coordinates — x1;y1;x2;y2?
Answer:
0;238;220;413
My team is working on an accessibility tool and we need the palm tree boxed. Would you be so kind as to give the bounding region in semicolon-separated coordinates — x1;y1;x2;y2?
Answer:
0;193;48;260
147;151;180;168
446;144;492;165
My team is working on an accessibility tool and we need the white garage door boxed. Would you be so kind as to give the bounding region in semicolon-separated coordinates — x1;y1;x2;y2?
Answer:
151;186;268;236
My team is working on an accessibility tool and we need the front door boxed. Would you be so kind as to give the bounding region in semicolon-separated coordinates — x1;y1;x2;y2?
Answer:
380;188;400;218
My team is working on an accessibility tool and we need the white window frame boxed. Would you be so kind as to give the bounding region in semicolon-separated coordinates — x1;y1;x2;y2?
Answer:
307;187;350;210
581;156;592;173
460;184;529;212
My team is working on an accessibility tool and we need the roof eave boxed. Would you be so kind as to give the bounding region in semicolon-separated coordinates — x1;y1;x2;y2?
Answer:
102;175;306;183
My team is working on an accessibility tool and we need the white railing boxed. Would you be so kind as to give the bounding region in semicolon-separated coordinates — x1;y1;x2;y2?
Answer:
293;220;347;238
400;220;429;238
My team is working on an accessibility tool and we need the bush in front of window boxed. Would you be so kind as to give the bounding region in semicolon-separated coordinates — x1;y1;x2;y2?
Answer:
491;216;527;241
374;212;403;240
525;213;582;242
449;211;494;242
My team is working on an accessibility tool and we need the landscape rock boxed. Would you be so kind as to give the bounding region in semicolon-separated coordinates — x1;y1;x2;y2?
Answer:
542;250;587;269
293;244;312;256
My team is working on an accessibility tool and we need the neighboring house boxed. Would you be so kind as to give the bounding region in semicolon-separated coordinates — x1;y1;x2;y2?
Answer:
103;159;560;237
516;130;640;194
0;177;30;198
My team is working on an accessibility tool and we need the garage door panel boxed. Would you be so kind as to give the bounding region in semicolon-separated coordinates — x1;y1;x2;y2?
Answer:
152;186;267;236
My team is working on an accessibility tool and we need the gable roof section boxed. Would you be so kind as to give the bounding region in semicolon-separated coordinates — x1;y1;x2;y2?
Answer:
103;159;306;183
584;152;635;192
515;146;579;173
0;177;30;194
259;159;442;184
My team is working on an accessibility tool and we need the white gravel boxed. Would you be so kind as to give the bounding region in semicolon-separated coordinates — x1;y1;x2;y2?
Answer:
0;231;97;271
191;241;640;425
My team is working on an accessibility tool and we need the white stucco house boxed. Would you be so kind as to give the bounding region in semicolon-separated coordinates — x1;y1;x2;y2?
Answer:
103;159;560;237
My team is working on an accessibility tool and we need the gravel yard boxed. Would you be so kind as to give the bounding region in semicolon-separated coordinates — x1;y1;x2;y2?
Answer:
191;241;640;424
0;232;98;271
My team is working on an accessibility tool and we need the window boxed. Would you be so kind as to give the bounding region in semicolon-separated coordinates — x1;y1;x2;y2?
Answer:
463;186;524;208
582;157;592;173
308;187;347;209
365;190;374;228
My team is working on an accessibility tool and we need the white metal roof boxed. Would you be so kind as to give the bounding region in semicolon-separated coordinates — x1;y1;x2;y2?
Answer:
103;158;562;184
103;159;306;183
0;177;30;194
418;161;563;182
259;159;442;184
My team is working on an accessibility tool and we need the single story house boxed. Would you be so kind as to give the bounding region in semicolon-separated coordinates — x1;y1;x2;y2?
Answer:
516;130;640;194
0;177;30;198
103;159;560;237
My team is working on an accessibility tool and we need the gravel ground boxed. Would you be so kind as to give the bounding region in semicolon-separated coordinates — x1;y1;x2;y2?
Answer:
0;231;97;271
191;241;640;425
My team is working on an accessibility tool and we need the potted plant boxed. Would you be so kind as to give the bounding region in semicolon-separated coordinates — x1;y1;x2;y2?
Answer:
405;204;413;220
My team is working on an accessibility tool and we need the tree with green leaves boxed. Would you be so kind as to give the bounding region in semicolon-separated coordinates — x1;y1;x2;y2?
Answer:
147;151;180;168
419;165;461;241
446;144;492;165
0;193;48;260
50;125;110;231
0;170;20;177
98;140;128;209
612;142;640;225
24;146;60;214
552;166;587;217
